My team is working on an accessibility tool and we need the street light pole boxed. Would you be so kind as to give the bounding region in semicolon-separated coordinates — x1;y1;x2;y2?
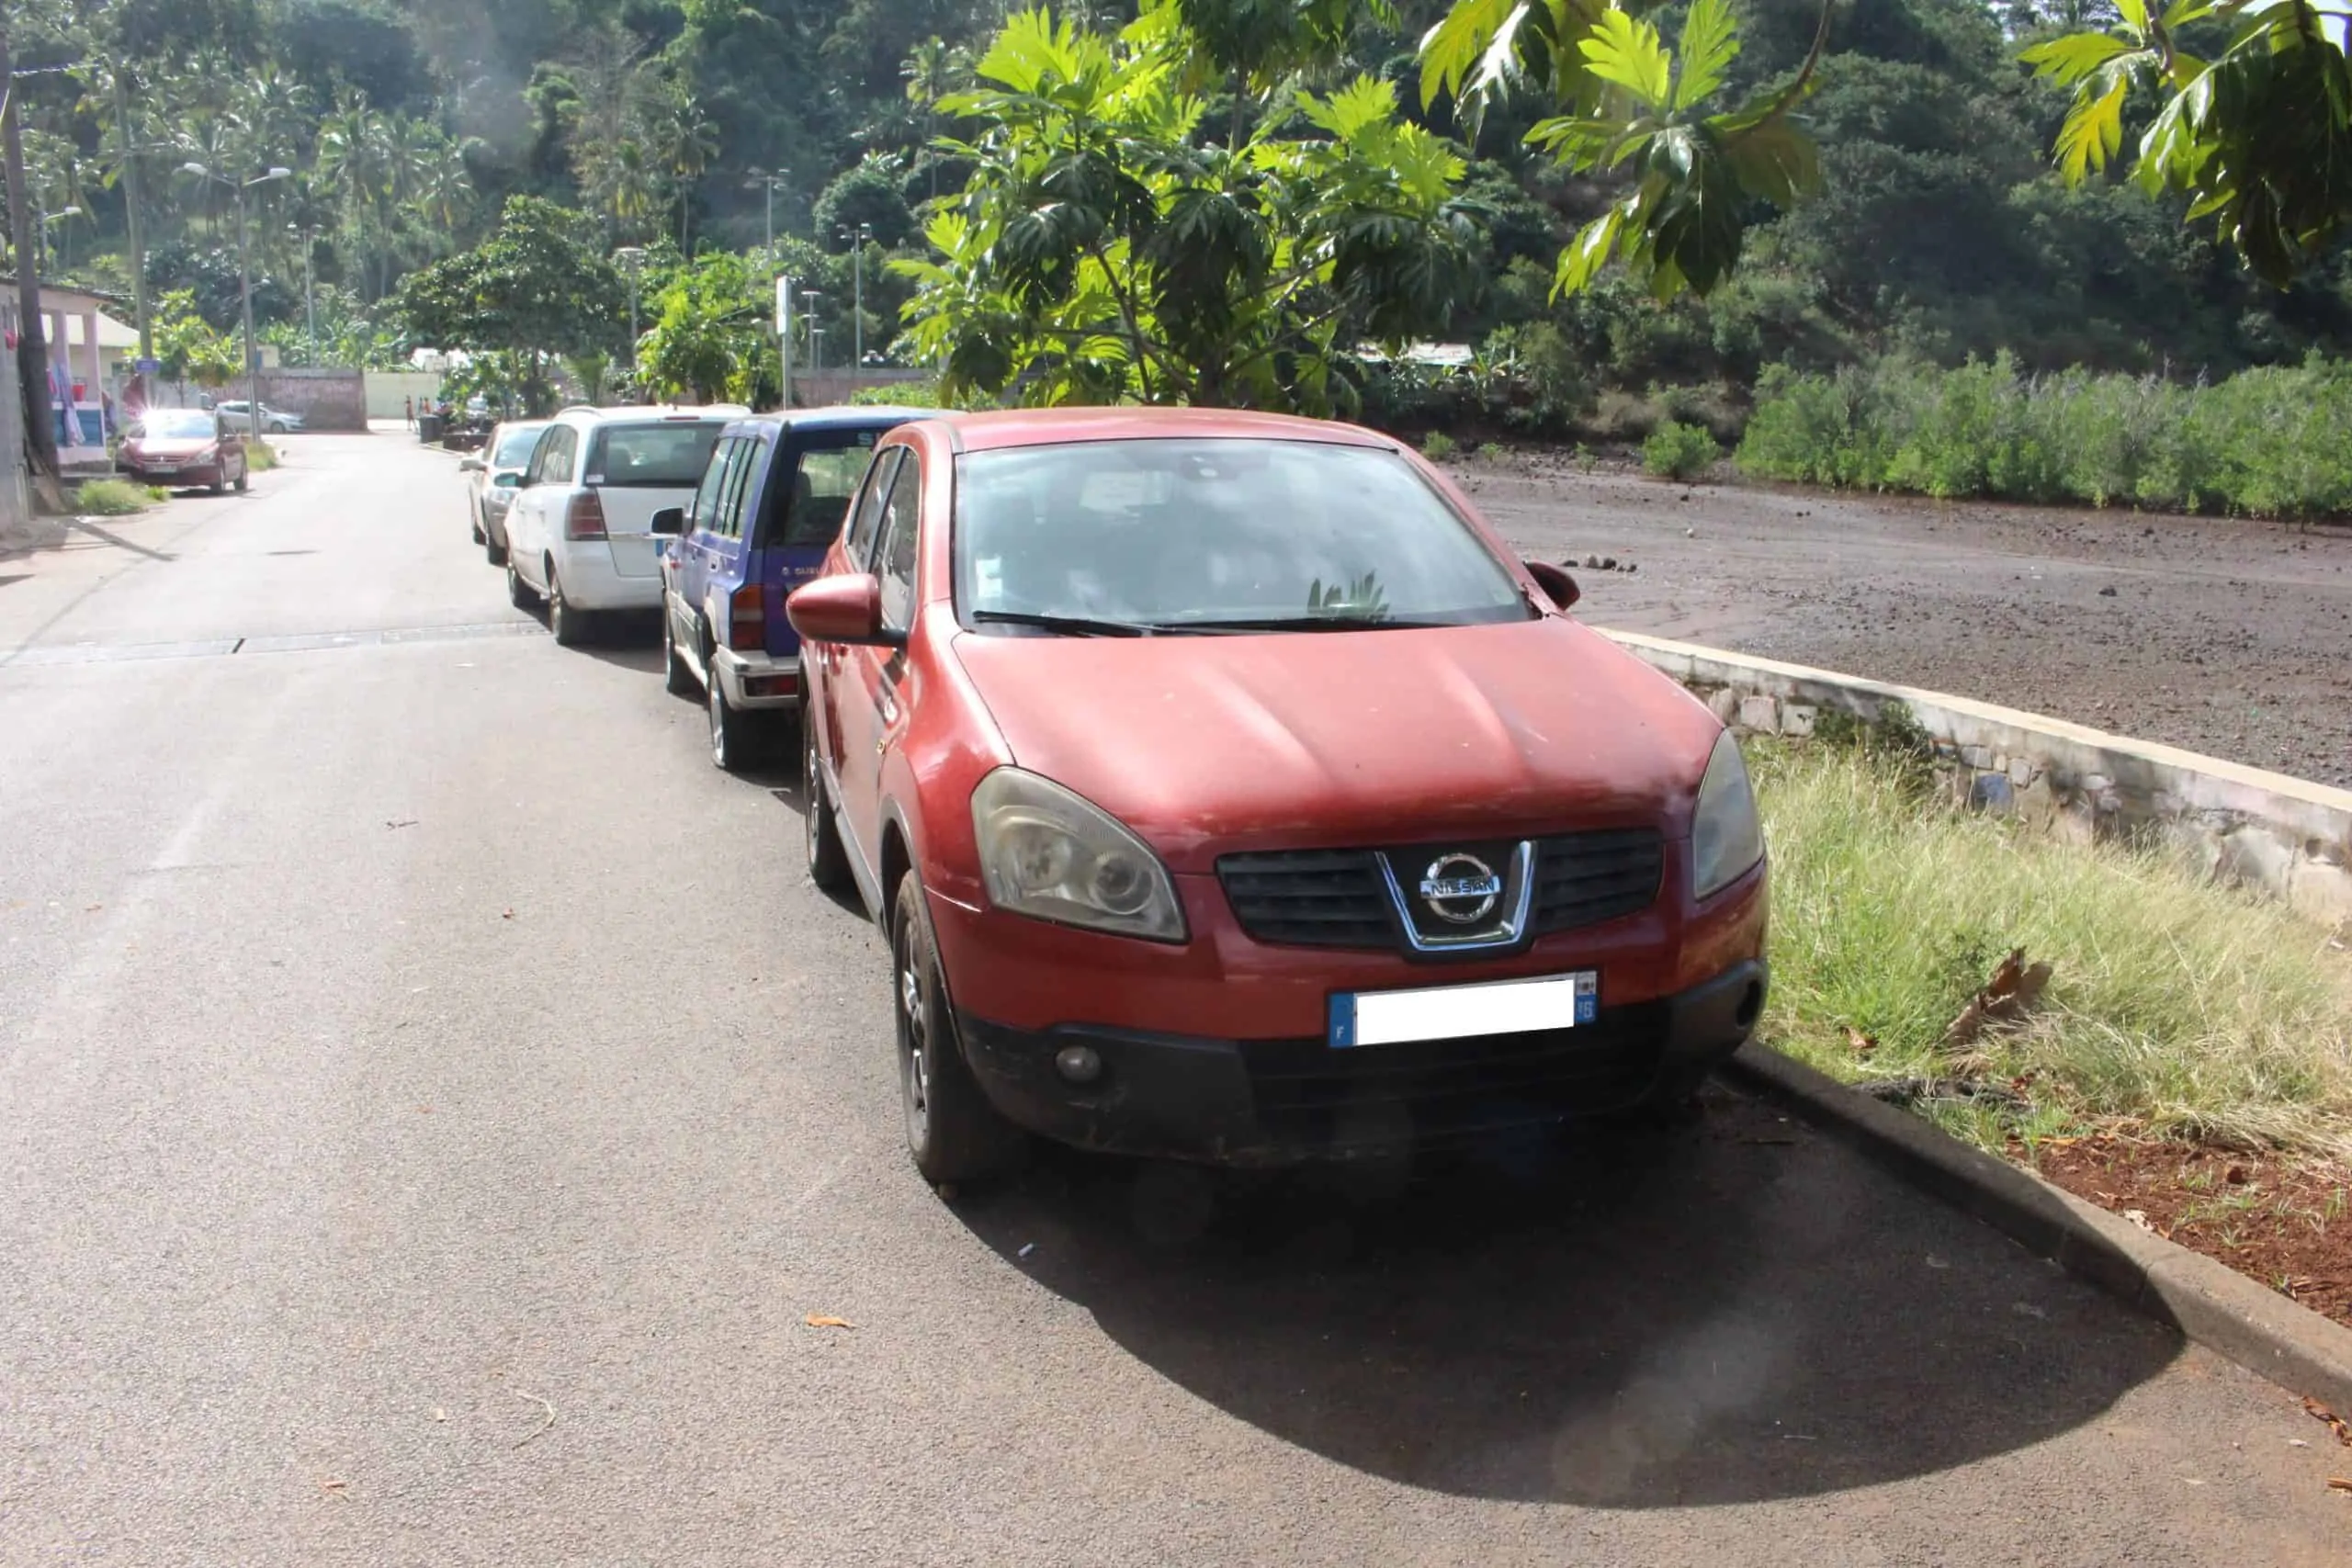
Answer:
836;220;871;383
186;163;289;436
291;225;316;366
800;289;823;385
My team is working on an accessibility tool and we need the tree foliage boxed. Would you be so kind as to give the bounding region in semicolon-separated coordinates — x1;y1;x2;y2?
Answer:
2025;0;2352;286
899;6;1478;411
393;195;627;362
1419;0;1833;299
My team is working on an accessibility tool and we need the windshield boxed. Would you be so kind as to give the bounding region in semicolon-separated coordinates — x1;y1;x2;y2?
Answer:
140;411;217;440
953;439;1532;634
492;426;544;468
588;422;726;488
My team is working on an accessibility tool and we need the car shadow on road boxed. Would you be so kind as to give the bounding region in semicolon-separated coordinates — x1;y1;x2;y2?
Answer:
952;1085;2182;1508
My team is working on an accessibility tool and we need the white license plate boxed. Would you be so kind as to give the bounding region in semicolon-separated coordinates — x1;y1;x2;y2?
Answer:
1328;971;1598;1049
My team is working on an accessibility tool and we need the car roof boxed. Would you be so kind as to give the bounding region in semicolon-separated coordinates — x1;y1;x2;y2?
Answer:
722;405;939;439
559;403;750;424
934;406;1397;454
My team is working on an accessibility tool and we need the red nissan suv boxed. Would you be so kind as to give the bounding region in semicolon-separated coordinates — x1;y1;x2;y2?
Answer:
789;409;1769;1185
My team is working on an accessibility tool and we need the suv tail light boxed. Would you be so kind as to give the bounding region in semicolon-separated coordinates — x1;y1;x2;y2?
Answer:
728;582;765;651
564;490;607;541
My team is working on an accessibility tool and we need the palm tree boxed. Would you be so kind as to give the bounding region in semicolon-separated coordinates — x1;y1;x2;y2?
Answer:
652;93;718;250
316;91;396;298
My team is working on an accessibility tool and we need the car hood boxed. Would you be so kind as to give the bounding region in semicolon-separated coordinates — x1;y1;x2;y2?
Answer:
950;617;1720;871
128;438;215;457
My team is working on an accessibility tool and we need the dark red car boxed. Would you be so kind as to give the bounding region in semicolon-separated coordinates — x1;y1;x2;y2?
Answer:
788;409;1768;1185
118;408;247;494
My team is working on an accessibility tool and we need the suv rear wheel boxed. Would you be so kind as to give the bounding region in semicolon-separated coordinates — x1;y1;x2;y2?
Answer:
891;871;1025;1185
707;671;756;770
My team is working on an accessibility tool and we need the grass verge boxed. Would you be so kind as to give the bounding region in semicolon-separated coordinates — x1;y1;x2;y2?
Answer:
246;440;281;472
72;479;168;515
1756;741;2352;1161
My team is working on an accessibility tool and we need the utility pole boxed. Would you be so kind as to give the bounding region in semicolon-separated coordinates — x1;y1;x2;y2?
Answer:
108;63;152;363
2;24;62;491
776;273;795;411
295;226;316;366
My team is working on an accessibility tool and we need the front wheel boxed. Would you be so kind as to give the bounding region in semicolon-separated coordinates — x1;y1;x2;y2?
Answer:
470;504;486;545
892;872;1026;1186
804;717;854;895
232;461;248;493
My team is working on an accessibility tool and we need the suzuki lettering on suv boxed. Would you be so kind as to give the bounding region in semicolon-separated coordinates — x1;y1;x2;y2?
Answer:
788;409;1769;1187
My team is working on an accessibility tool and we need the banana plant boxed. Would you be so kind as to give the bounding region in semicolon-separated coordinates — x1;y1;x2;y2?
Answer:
2023;0;2352;287
1420;0;1831;301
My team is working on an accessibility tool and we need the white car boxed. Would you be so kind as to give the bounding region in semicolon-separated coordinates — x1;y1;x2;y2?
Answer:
214;400;305;434
502;405;746;645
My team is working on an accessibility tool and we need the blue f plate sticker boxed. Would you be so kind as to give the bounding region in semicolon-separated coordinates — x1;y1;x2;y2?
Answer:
1329;992;1358;1049
1575;972;1599;1025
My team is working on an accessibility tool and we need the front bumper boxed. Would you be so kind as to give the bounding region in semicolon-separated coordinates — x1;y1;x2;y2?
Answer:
125;462;222;489
712;647;802;712
956;960;1768;1167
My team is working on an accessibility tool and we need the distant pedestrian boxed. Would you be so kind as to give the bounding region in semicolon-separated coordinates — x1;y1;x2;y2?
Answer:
403;395;415;430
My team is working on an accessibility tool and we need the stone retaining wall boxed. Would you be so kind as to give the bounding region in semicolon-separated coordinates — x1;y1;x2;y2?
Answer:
1601;629;2352;926
255;368;367;432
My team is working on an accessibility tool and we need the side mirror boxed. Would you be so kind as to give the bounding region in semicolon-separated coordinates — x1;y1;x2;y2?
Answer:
788;573;899;649
493;471;523;490
459;457;485;472
650;506;686;536
1525;559;1580;612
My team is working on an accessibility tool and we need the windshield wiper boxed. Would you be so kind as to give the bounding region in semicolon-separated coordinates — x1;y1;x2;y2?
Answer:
1153;615;1451;634
968;610;1151;638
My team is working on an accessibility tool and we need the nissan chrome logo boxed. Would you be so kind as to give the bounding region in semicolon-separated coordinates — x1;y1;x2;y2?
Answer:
1419;853;1504;925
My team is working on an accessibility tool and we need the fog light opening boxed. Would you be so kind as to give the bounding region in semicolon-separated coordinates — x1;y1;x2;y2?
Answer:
1735;981;1766;1033
1053;1044;1103;1086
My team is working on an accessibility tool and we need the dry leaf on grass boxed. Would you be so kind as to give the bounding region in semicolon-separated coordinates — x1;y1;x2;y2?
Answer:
2328;1477;2352;1494
1844;1025;1877;1055
2305;1397;2352;1447
804;1314;854;1330
1944;947;2053;1048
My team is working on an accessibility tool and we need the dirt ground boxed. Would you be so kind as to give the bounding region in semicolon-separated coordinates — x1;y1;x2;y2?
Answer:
2030;1137;2352;1334
1456;457;2352;788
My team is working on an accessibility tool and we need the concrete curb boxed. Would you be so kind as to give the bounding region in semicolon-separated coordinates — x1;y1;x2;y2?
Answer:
1724;1042;2352;1412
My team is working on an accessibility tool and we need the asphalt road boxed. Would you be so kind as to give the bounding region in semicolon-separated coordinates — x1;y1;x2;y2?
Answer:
3;433;2346;1565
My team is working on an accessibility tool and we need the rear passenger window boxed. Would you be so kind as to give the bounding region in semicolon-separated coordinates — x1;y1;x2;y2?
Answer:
845;447;902;568
527;426;576;486
689;439;740;534
717;437;762;541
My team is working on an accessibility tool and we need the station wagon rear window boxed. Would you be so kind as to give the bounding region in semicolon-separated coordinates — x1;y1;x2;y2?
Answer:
588;422;727;488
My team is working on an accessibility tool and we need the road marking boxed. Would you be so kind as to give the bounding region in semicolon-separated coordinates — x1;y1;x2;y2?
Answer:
5;621;548;667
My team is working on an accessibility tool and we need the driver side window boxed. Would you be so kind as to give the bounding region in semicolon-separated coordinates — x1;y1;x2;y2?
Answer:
876;454;923;631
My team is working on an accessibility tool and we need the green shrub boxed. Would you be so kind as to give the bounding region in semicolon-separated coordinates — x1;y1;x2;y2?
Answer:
1419;431;1458;461
1642;419;1719;480
1737;353;2352;517
73;479;166;515
245;440;280;472
1476;442;1505;463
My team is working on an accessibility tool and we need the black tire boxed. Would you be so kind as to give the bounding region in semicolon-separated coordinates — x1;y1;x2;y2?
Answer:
232;462;248;493
662;613;698;697
485;516;507;566
507;557;539;609
891;871;1025;1185
548;569;589;647
470;502;486;545
707;669;761;771
804;716;854;896
209;468;226;496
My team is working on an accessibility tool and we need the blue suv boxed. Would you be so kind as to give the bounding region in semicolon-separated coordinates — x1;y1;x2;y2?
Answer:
654;408;933;769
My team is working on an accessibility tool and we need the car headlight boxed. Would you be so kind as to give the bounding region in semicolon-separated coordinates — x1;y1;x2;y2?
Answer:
1692;730;1766;900
971;768;1186;943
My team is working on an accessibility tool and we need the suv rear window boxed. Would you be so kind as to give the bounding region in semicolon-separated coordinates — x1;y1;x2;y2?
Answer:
588;422;726;488
772;433;883;547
